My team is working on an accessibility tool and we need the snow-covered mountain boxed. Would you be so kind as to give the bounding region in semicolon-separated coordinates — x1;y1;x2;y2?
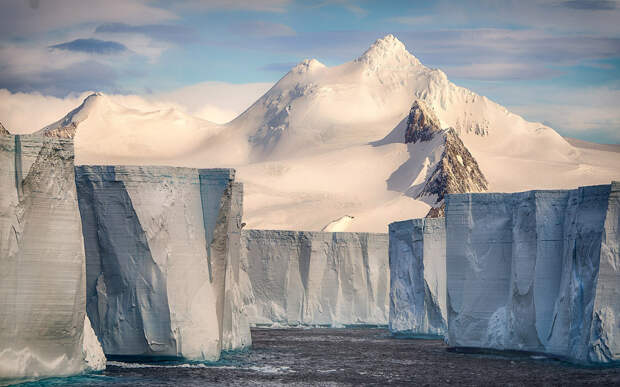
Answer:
33;34;620;232
35;92;225;165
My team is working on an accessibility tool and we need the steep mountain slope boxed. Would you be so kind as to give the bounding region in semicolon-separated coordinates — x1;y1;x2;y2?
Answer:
378;99;488;217
35;35;620;232
0;122;9;135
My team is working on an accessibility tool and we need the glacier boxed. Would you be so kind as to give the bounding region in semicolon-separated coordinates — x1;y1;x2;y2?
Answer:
0;134;105;383
241;230;389;327
389;218;447;337
446;182;620;364
75;166;251;360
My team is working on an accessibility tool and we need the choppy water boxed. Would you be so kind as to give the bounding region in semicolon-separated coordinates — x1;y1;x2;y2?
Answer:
18;328;620;386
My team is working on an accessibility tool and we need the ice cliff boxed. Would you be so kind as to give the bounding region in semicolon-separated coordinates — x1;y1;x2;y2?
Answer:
446;182;620;364
241;230;389;326
0;134;105;383
75;167;251;361
389;218;447;337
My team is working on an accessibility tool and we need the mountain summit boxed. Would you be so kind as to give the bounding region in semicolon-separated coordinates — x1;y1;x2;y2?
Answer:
356;34;421;70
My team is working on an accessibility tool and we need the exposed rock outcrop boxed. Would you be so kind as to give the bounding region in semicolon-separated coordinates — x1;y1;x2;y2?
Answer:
403;99;488;217
0;122;9;136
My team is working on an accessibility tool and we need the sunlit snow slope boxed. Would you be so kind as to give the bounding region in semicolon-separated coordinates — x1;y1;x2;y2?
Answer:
35;35;620;232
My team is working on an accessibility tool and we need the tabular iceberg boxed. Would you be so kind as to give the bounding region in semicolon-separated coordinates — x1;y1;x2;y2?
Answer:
389;218;447;337
0;135;105;383
242;230;389;326
446;182;620;364
75;166;251;361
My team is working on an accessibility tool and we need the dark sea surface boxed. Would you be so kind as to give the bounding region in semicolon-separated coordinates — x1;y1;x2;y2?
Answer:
19;328;620;386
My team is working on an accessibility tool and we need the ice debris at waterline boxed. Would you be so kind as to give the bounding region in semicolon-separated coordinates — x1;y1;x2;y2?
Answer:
241;230;389;326
446;182;620;364
75;166;251;361
0;135;105;384
389;218;447;337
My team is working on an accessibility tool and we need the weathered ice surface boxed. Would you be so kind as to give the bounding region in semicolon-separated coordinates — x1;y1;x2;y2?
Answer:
220;182;253;351
0;135;105;383
241;230;389;327
446;182;620;364
389;218;447;337
76;166;251;361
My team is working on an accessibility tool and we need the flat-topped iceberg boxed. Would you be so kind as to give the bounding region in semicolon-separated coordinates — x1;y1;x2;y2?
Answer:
389;218;447;337
446;182;619;364
0;135;105;383
75;166;251;361
241;230;389;327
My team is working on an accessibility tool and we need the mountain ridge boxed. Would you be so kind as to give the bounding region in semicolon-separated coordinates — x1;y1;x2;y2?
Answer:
32;34;620;232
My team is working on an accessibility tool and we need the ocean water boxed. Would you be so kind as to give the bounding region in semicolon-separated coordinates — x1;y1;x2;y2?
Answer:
17;328;620;386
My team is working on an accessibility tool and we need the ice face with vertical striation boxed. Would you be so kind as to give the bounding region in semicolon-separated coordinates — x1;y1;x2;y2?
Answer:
75;166;250;361
241;230;389;327
0;134;105;384
221;182;253;351
389;218;447;337
445;182;620;364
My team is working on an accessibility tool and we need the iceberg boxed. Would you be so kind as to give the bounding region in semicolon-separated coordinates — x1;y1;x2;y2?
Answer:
446;182;620;364
0;135;105;383
389;218;447;337
75;166;250;361
241;230;389;326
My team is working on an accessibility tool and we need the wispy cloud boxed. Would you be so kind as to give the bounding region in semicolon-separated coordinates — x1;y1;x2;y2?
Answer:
442;63;562;80
260;62;299;72
561;0;617;10
389;16;433;26
231;21;296;37
176;0;292;13
95;23;197;43
305;0;368;16
0;0;176;37
50;38;128;54
511;87;620;143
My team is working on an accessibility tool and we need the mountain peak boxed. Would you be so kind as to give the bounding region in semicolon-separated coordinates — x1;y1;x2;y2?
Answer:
356;34;421;69
291;58;326;75
35;92;106;138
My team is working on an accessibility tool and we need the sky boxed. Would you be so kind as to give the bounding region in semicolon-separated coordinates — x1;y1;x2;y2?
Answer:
0;0;619;143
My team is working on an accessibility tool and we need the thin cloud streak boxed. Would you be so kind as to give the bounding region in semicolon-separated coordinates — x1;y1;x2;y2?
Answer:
50;38;128;54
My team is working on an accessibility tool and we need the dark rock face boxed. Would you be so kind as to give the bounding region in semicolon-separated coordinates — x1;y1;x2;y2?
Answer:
426;204;445;218
0;122;9;136
419;128;488;205
41;122;77;138
402;100;488;217
404;100;442;144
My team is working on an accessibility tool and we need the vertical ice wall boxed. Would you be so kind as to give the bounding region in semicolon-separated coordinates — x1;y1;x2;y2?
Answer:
0;135;105;383
446;182;620;364
389;218;447;337
241;230;389;327
75;166;250;361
